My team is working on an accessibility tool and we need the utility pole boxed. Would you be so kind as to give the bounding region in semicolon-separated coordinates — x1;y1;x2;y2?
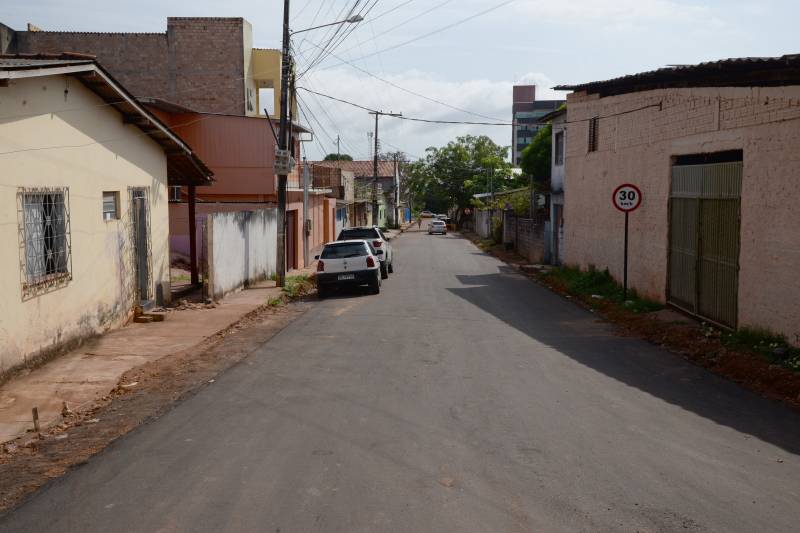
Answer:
368;110;401;226
276;0;291;287
302;156;309;267
336;135;340;160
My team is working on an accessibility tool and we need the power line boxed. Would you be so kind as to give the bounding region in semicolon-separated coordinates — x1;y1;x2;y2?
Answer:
328;0;454;61
298;38;507;121
297;86;514;125
346;0;514;64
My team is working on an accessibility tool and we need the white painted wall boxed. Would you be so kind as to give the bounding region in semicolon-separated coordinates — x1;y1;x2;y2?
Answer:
207;209;277;300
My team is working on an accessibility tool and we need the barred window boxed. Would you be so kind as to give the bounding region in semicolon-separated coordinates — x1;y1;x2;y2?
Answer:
169;186;182;202
21;188;71;287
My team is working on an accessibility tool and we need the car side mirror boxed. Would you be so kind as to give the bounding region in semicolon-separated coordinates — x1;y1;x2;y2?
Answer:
314;255;320;260
375;249;384;255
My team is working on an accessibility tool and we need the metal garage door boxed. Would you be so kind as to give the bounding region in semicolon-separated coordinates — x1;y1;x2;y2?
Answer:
668;161;742;328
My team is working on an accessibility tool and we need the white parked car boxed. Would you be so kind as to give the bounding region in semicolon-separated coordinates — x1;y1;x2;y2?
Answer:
337;226;393;279
316;240;381;298
428;220;447;235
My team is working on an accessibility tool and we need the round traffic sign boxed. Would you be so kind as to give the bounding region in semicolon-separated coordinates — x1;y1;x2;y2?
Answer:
612;183;643;212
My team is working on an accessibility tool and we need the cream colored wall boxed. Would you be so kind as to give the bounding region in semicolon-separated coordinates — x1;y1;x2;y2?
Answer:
564;85;800;343
0;74;171;373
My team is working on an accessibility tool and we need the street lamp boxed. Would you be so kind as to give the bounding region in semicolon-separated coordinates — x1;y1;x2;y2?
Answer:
275;3;364;287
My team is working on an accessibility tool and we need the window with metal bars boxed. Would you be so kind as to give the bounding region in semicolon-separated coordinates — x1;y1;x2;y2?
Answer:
103;191;119;220
20;188;71;287
588;116;599;152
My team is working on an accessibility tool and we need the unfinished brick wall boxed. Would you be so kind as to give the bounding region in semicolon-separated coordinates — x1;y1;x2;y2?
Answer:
564;85;800;343
13;18;247;115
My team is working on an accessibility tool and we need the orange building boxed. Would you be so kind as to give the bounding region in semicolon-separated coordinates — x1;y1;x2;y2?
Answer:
145;99;333;277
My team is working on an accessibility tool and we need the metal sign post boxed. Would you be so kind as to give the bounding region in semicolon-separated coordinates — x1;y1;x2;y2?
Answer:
612;183;643;301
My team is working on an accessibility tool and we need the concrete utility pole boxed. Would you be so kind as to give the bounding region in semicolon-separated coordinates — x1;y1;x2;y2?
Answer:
336;135;340;160
368;110;401;226
276;0;291;287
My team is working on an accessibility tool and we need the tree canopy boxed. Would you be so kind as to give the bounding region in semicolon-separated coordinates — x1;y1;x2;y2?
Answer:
519;124;552;189
323;153;353;161
404;134;513;222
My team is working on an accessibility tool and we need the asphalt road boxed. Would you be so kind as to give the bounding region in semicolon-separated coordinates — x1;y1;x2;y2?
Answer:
2;228;800;532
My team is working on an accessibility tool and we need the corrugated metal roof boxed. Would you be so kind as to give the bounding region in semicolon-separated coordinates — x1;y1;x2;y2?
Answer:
555;54;800;96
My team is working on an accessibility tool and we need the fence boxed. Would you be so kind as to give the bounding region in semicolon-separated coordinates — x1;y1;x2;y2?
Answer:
474;208;500;239
503;209;548;264
205;208;278;300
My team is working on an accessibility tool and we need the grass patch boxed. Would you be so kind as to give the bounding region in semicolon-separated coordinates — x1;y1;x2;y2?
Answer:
282;274;315;300
172;274;190;282
722;327;800;370
267;296;284;307
543;265;663;314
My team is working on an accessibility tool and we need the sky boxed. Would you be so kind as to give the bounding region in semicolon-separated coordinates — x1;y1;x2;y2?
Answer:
2;0;799;161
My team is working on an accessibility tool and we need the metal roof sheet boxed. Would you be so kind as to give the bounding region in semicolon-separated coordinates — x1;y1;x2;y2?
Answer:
555;54;800;96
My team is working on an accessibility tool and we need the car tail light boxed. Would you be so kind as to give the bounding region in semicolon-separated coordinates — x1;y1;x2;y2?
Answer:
317;260;324;272
372;240;382;247
366;256;375;267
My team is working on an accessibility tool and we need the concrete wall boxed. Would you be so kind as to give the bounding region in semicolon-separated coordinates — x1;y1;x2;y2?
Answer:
206;209;277;300
504;213;547;264
564;85;800;342
0;75;170;374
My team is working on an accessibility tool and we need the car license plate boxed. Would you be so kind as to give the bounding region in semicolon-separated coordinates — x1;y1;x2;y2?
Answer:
338;274;355;281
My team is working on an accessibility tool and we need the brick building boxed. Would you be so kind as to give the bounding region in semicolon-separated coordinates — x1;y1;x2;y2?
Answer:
0;18;283;117
0;18;324;272
556;55;800;343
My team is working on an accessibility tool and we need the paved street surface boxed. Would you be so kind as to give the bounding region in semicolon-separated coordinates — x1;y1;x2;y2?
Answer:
2;228;800;532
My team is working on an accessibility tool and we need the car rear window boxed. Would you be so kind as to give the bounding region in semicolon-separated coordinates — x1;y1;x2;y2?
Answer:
321;242;368;259
338;228;379;240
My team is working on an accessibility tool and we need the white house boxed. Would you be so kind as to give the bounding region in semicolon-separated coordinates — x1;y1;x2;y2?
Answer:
0;54;211;375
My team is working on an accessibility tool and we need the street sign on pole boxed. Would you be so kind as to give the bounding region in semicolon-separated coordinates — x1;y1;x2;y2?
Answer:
612;183;643;301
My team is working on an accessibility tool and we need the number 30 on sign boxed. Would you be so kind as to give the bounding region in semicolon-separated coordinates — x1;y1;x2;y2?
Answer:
612;183;643;212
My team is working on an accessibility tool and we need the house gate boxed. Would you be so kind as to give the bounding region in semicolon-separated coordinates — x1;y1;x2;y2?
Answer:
668;159;742;328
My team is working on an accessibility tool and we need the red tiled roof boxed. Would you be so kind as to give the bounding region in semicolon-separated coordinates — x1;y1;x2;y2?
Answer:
313;160;396;178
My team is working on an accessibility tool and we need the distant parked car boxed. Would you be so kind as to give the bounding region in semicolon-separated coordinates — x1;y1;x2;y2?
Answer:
337;226;393;279
435;214;450;224
428;220;447;235
316;240;381;297
420;210;434;217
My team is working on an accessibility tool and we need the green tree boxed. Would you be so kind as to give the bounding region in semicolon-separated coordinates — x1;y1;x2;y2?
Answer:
403;135;513;225
519;123;552;190
323;153;353;161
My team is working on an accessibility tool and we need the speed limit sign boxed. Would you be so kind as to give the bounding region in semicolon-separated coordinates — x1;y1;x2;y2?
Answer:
612;184;642;212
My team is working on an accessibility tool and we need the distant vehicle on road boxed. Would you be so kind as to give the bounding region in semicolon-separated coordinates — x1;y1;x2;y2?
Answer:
435;214;450;224
337;226;393;279
315;240;381;297
420;210;434;217
428;220;447;235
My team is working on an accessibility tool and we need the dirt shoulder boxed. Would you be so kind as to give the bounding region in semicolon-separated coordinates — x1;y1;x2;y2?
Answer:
0;299;311;514
463;231;800;412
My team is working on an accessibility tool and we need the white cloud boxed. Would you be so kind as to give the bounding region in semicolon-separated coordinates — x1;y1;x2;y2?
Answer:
298;68;568;162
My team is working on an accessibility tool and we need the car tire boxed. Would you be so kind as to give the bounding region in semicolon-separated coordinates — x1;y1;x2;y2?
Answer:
380;263;388;279
369;272;381;294
388;262;394;274
318;285;328;299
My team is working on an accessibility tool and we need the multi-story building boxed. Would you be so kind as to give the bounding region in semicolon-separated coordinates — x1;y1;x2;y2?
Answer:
0;18;326;273
0;18;285;117
511;85;564;166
